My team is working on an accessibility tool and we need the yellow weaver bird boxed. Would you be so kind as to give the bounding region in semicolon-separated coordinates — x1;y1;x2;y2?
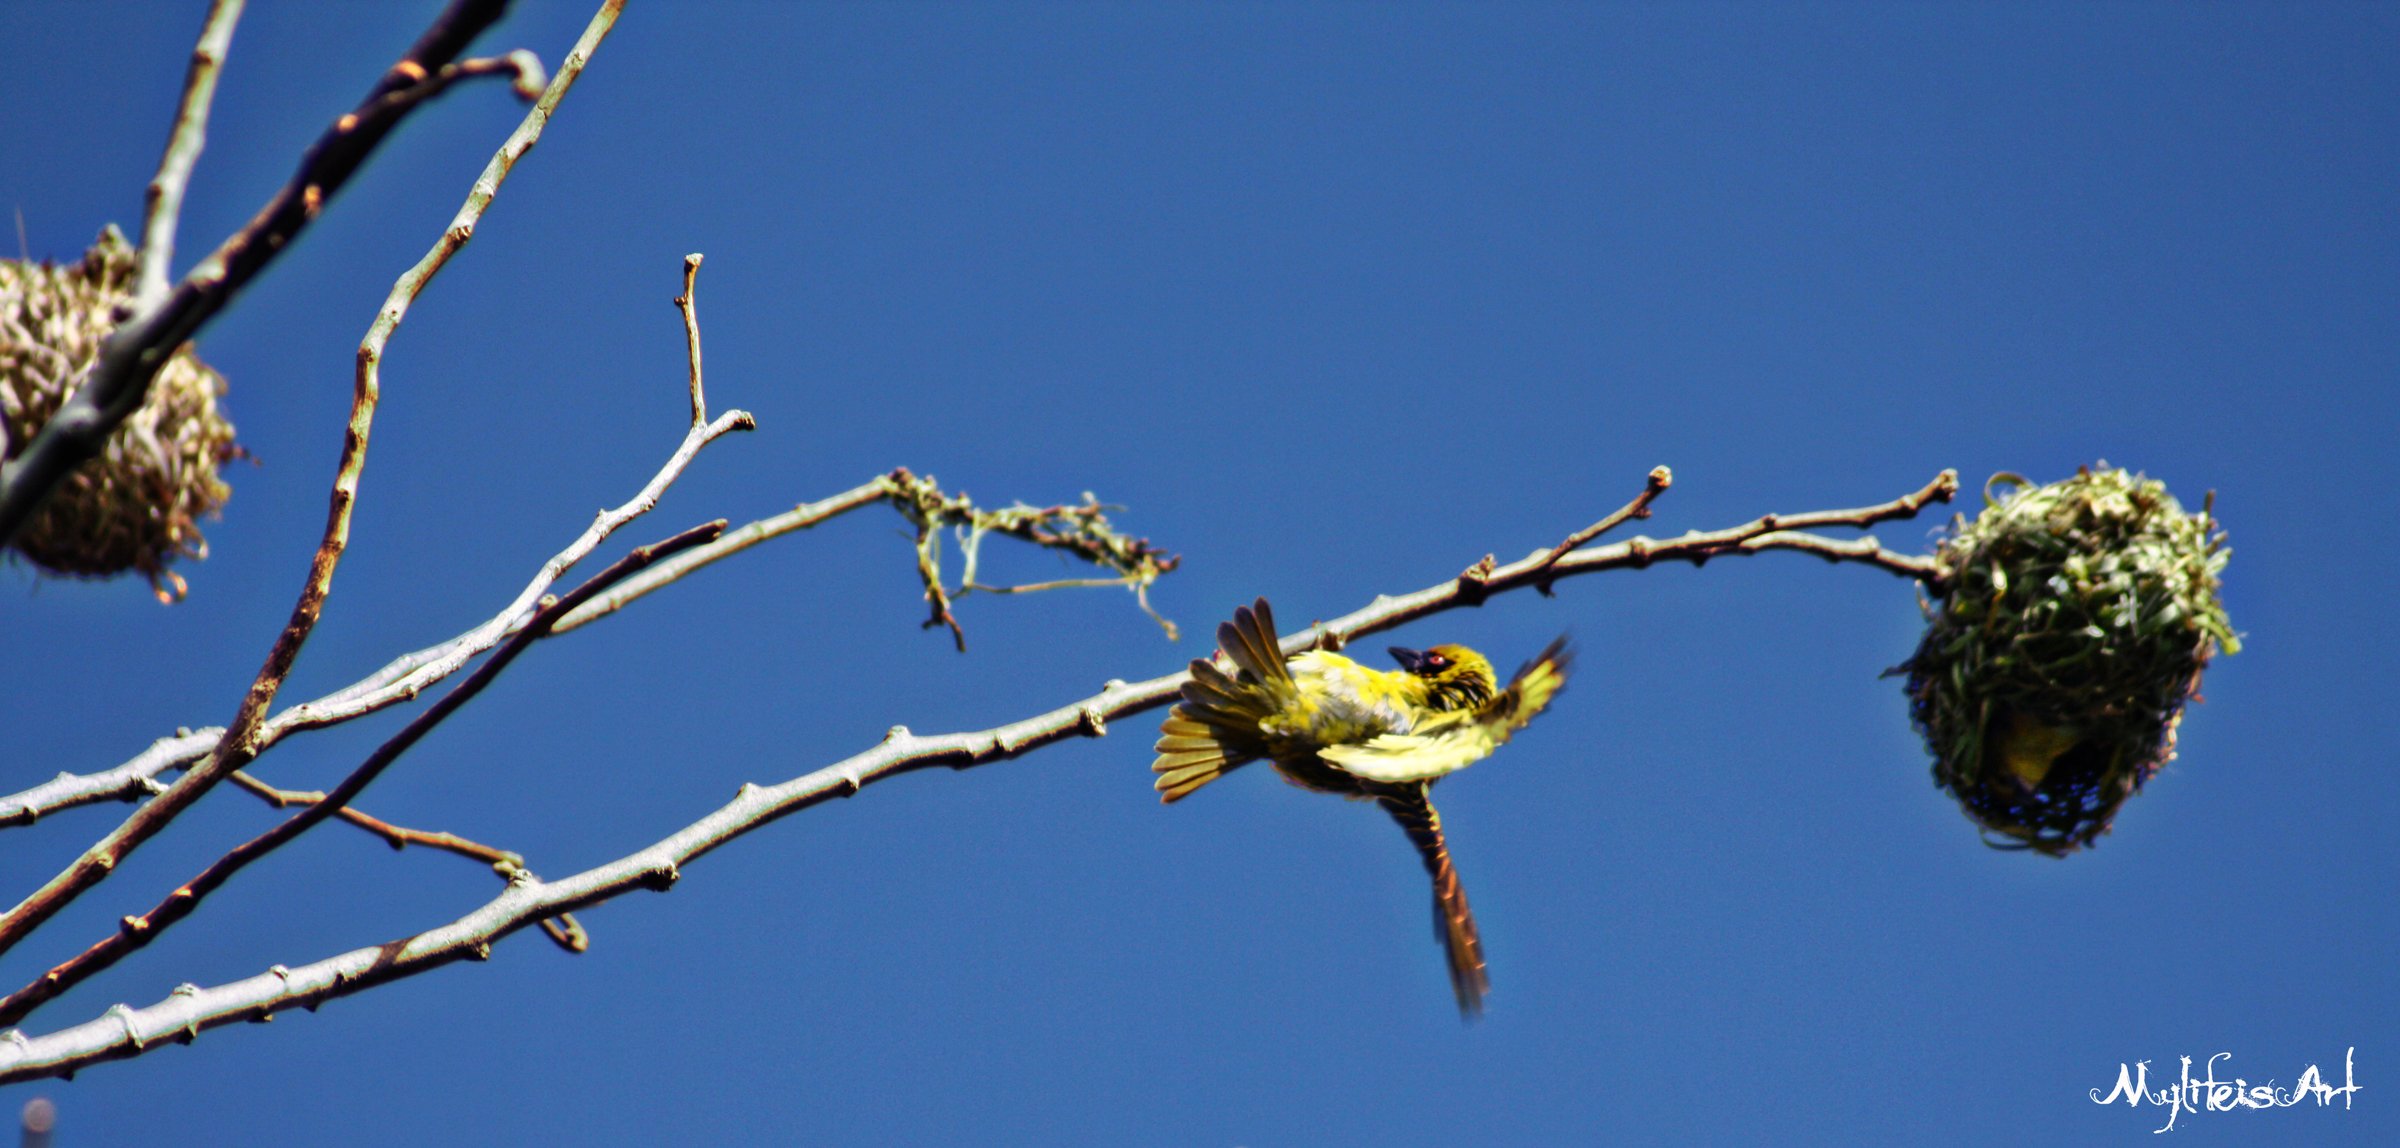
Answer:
1152;597;1572;1016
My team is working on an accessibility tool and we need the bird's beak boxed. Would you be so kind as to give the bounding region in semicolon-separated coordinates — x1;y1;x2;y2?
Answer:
1388;646;1426;673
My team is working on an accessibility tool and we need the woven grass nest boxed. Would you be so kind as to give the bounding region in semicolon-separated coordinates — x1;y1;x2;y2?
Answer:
1898;466;2238;856
1;227;239;600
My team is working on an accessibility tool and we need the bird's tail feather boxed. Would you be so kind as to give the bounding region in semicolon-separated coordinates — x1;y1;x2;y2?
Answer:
1377;785;1489;1017
1151;598;1293;802
1216;597;1293;690
1152;711;1254;801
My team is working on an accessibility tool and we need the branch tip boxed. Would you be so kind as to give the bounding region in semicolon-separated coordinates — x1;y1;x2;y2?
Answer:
1535;466;1682;580
502;49;547;99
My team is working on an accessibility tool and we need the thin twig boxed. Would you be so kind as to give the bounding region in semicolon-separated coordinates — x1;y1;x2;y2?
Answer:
551;476;893;633
0;520;721;1029
0;469;1955;1082
223;772;586;953
676;254;705;426
1531;464;1674;581
357;51;548;122
955;569;1183;640
135;0;247;311
0;0;526;547
963;576;1142;595
0;0;624;965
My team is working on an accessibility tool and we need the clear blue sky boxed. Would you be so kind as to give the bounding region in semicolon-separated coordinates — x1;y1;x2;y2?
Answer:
2;3;2392;1144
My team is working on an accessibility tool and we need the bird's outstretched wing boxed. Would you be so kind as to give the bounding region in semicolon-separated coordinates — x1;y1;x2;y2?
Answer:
1376;783;1489;1016
1319;636;1572;784
1152;598;1295;802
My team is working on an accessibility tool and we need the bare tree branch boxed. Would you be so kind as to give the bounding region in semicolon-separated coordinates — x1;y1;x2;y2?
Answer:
0;520;720;1029
0;465;1934;831
0;731;217;828
0;467;1954;1083
550;476;892;634
0;457;1179;827
0;384;733;959
223;771;586;953
134;0;247;311
0;0;532;546
0;0;624;965
0;744;584;955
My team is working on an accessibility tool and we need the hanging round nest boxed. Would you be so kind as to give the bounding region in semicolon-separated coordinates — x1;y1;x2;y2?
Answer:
1898;466;2238;856
1;226;239;601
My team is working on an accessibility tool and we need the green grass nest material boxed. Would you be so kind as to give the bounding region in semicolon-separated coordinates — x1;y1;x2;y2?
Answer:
1900;466;2237;856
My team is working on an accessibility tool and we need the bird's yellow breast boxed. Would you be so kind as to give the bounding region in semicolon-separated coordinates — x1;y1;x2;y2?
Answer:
1257;650;1428;749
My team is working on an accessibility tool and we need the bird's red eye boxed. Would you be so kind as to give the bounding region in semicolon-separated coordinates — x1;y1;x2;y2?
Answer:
1425;654;1449;670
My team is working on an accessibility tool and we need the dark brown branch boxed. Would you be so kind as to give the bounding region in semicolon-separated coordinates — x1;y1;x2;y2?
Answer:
0;0;524;545
224;771;586;953
0;521;719;1028
0;469;1955;1082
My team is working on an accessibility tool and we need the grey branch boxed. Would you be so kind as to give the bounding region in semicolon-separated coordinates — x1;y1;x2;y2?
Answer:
135;0;247;310
0;467;1953;1083
552;476;889;634
0;732;218;827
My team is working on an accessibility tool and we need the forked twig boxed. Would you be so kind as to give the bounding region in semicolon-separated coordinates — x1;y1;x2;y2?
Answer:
224;771;586;953
1536;465;1675;574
